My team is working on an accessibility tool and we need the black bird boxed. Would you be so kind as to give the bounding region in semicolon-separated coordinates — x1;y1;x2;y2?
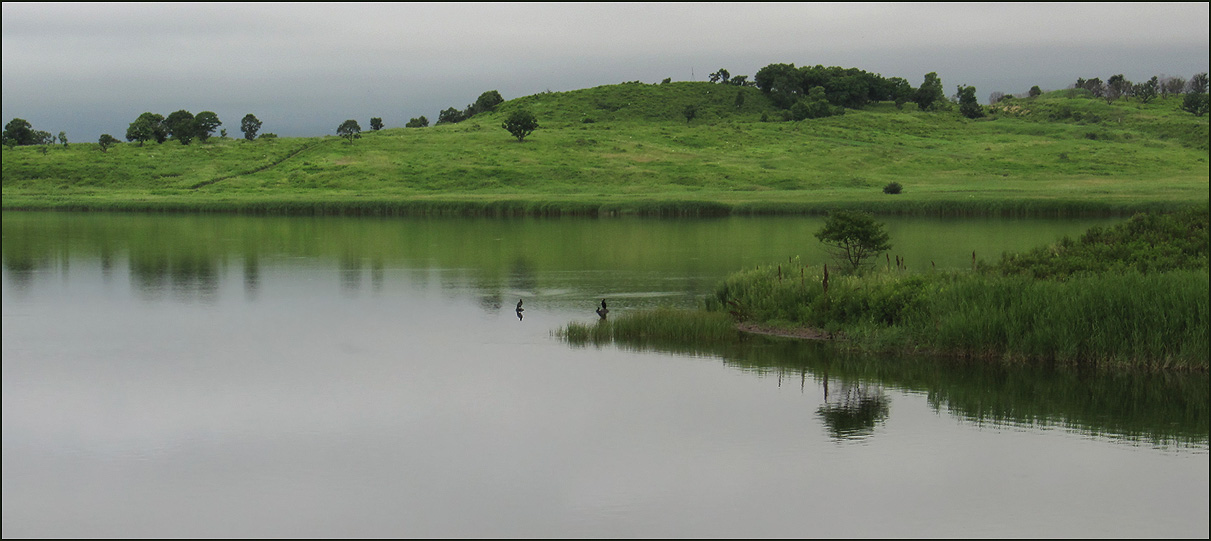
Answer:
596;298;609;319
516;299;524;320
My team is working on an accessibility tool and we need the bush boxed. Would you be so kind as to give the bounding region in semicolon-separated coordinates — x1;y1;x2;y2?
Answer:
883;182;903;195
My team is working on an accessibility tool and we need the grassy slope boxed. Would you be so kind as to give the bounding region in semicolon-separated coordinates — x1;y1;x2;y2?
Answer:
3;83;1207;215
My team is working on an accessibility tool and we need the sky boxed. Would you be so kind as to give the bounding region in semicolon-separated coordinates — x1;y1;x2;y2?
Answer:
3;2;1208;141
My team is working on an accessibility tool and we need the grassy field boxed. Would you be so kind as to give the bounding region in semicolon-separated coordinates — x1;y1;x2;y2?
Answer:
3;82;1207;216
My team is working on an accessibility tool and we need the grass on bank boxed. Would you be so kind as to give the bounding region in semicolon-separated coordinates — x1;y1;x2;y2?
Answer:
3;83;1207;216
558;208;1210;370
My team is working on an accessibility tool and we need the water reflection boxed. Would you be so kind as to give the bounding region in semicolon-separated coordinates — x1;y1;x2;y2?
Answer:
595;334;1208;448
129;249;219;302
4;211;1202;448
818;377;890;441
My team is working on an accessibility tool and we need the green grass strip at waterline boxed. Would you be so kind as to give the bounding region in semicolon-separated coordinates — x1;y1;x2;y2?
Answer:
3;195;1202;218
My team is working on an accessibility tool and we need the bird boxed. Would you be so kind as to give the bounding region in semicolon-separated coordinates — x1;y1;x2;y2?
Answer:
516;299;524;320
596;298;609;319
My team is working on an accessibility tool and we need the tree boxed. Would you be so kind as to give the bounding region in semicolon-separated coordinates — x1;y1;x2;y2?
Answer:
165;110;197;144
1028;85;1042;98
1179;73;1208;116
4;118;37;147
814;210;892;272
957;84;985;119
34;130;54;154
126;112;167;145
1189;72;1209;94
57;131;68;148
1160;76;1186;97
1134;77;1158;104
1105;74;1129;103
1082;77;1105;98
791;87;838;120
683;103;698;123
1182;93;1209;116
97;133;119;153
887;77;914;109
337;119;361;143
914;72;945;111
406;116;430;128
436;107;465;125
194;111;222;142
501;109;538;141
241;114;262;141
474;90;504;113
370;117;384;131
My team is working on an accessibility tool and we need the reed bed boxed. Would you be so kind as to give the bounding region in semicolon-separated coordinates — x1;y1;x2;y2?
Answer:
558;307;739;348
709;264;1208;368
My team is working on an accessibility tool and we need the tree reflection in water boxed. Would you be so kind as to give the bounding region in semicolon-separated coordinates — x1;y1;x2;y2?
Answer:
817;377;891;440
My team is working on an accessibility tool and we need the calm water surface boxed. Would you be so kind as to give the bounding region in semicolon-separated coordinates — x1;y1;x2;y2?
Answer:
2;212;1207;538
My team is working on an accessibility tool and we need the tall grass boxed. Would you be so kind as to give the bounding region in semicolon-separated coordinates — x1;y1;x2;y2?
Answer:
558;307;738;349
710;264;1209;369
923;270;1208;368
707;209;1210;369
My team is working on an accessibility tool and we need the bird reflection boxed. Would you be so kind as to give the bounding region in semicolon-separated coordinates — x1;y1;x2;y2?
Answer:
596;298;609;319
516;299;524;321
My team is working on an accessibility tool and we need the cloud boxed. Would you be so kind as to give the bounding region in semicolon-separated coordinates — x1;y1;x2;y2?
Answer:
3;3;1207;140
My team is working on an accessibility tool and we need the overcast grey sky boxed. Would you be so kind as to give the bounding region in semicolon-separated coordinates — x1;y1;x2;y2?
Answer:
3;2;1208;141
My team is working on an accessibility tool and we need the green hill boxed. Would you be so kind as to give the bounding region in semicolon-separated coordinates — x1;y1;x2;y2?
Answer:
3;82;1207;216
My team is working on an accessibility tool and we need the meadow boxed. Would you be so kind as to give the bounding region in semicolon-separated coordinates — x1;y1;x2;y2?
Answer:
3;82;1207;216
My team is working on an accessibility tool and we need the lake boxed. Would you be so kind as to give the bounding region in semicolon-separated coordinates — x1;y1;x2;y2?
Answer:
2;211;1207;538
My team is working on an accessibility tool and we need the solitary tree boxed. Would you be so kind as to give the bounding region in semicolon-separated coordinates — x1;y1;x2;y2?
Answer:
337;119;362;143
814;211;892;272
97;133;119;153
501;109;538;141
1028;85;1042;98
57;131;68;148
406;116;430;128
194;111;222;142
370;117;384;131
683;103;698;123
240;114;262;141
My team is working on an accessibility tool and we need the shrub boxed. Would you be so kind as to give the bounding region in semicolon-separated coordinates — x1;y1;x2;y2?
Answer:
883;182;903;195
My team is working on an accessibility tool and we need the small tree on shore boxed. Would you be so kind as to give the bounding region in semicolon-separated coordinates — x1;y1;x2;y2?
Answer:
815;211;892;272
502;109;538;141
370;117;383;131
